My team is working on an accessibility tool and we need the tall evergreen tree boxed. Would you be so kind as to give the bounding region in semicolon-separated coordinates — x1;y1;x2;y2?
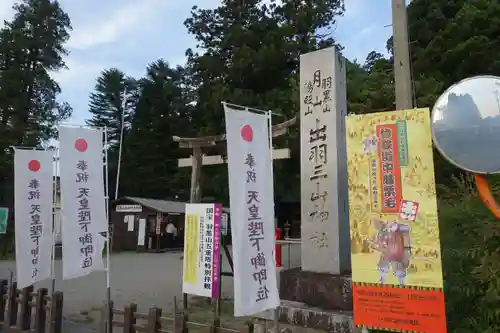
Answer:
86;68;137;146
183;0;345;202
0;0;72;251
120;60;191;199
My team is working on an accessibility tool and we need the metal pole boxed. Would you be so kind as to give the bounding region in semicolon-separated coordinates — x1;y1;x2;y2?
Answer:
114;90;128;200
392;0;413;110
50;150;58;294
104;127;112;333
268;110;281;332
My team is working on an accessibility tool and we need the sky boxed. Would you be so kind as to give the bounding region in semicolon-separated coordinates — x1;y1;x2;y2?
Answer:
0;0;396;125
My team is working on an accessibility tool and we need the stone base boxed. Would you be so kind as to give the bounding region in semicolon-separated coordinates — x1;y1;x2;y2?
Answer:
254;300;361;333
279;268;352;311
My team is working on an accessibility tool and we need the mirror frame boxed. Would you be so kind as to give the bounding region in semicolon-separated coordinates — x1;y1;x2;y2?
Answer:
431;75;500;175
475;174;500;218
430;75;500;218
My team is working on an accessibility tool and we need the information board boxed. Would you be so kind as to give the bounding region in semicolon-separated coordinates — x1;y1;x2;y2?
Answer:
182;203;221;298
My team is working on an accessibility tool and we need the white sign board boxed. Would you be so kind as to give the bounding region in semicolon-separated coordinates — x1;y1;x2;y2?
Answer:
182;203;221;298
125;215;135;231
221;213;228;236
116;204;142;212
137;219;146;246
224;105;280;316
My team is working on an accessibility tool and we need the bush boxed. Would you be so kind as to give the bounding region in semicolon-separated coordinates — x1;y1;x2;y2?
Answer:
438;196;500;333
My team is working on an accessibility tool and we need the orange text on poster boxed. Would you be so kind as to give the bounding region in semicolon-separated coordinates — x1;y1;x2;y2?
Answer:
376;124;402;213
353;283;447;333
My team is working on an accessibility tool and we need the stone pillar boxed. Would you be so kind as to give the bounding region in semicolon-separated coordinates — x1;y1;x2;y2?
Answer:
299;47;350;275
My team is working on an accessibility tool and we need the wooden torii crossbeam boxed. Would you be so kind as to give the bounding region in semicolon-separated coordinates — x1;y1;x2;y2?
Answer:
173;115;297;204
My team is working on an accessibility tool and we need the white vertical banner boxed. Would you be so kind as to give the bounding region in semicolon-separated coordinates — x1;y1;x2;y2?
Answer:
224;105;279;316
14;149;54;288
59;126;106;280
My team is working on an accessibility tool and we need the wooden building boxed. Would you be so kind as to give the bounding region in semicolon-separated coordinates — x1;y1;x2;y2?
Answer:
111;197;231;252
111;197;187;252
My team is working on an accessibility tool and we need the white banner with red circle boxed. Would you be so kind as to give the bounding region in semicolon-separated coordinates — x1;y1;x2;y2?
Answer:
59;126;107;280
14;148;54;288
224;105;279;316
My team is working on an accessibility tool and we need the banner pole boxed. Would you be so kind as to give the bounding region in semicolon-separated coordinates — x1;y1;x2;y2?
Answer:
115;90;127;200
50;149;58;294
103;126;111;333
267;110;280;328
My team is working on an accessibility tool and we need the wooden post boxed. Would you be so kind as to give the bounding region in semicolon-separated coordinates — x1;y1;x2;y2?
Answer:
146;307;162;333
5;281;18;327
17;285;33;330
123;303;137;333
48;291;63;333
190;146;203;203
178;313;189;333
33;288;47;333
0;279;7;323
392;0;413;110
107;300;114;333
209;317;220;333
247;322;255;333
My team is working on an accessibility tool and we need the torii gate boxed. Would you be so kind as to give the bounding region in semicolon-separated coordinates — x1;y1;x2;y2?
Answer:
173;114;297;204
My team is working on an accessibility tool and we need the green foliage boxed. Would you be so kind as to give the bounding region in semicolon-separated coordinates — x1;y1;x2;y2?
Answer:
0;0;72;210
119;60;192;200
182;0;345;202
86;68;137;146
438;195;500;333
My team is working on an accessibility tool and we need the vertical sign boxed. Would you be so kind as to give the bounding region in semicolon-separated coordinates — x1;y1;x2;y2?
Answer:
376;124;402;213
155;213;162;235
182;203;221;298
59;126;106;280
221;213;228;236
224;105;280;316
0;207;8;234
396;120;409;166
346;109;447;333
137;219;146;247
369;159;381;211
14;149;53;288
300;47;350;274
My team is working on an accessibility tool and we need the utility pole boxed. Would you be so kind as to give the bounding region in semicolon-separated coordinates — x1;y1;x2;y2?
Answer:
392;0;413;110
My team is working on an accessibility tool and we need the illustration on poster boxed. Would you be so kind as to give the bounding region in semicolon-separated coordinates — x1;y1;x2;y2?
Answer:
371;216;412;286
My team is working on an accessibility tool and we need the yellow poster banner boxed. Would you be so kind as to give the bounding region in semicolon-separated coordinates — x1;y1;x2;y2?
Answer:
346;108;447;333
183;213;199;284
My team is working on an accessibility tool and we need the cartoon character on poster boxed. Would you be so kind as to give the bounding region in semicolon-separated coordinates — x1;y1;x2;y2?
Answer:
371;217;412;285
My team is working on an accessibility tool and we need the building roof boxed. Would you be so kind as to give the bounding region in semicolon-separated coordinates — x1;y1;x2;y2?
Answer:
123;197;186;213
122;197;230;214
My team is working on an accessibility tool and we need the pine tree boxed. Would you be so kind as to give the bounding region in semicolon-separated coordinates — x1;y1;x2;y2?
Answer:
121;60;191;199
86;68;137;147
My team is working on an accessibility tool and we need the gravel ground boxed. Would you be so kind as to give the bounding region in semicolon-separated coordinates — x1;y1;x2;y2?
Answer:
0;244;301;332
0;244;301;314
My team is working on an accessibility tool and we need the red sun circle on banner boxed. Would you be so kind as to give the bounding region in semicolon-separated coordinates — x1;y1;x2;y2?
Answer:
28;160;40;172
75;138;88;152
241;125;253;142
